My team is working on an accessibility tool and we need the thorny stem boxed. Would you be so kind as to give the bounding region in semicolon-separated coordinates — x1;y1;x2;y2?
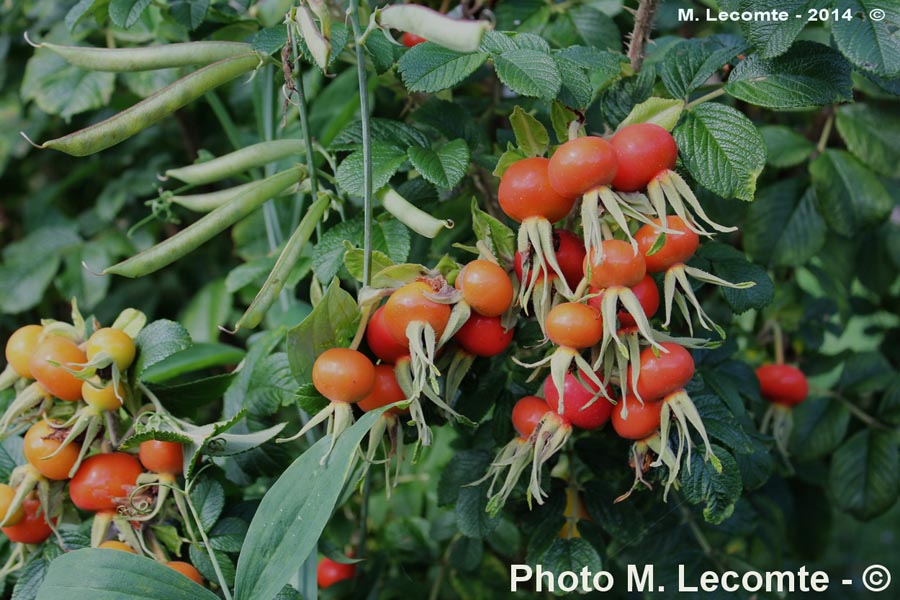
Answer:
686;87;726;109
627;0;662;72
816;110;835;153
349;0;374;287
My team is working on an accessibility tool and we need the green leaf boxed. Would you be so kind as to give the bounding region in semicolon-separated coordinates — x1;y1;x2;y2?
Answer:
542;537;604;582
832;0;900;77
738;0;828;58
810;149;893;236
566;5;621;50
550;101;580;143
509;106;549;157
726;42;852;109
674;102;766;201
335;142;407;197
744;182;826;267
36;549;218;600
790;396;851;461
828;429;899;520
660;37;743;98
285;279;359;384
66;0;106;31
492;144;527;178
408;140;470;189
234;407;392;600
835;103;900;178
209;518;249;553
134;320;192;380
246;353;298;416
0;256;60;314
470;198;516;264
493;49;562;100
343;246;393;282
139;343;244;384
692;395;755;455
711;256;775;313
597;66;655;128
21;49;115;121
178;279;232;344
295;382;329;415
332;118;429;151
365;30;397;74
759;125;815;168
190;545;235;588
398;43;488;93
169;0;209;30
879;376;900;426
190;477;225;532
437;450;492;506
456;484;501;538
554;57;593;108
618;97;684;131
681;444;742;524
252;26;288;55
108;0;152;28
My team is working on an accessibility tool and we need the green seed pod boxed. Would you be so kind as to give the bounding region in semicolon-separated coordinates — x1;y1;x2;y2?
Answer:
377;5;491;53
378;187;453;238
165;139;306;186
38;54;259;157
35;40;254;72
235;194;330;331
105;167;306;278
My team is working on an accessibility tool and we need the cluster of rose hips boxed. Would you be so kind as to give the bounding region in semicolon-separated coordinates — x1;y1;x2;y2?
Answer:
0;312;201;586
480;122;753;511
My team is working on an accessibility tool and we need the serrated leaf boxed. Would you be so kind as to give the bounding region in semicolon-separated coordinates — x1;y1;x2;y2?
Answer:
744;181;826;267
21;50;115;120
437;450;492;506
456;484;501;538
398;43;488;93
343;245;393;282
674;102;766;201
295;382;329;415
493;48;562;99
470;198;516;264
597;66;655;128
712;257;774;313
835;103;900;178
190;477;225;532
661;37;743;98
169;0;209;30
408;139;470;188
539;538;603;590
759;125;815;168
335;142;407;198
692;395;755;454
252;26;289;55
618;97;684;131
790;396;851;461
810;149;893;236
566;5;620;50
726;42;852;108
509;106;549;157
554;56;593;108
681;444;742;524
738;0;828;58
286;279;359;383
828;429;899;520
134;320;192;380
492;145;527;178
832;0;900;77
331;118;429;151
246;353;298;416
209;518;249;553
108;0;152;28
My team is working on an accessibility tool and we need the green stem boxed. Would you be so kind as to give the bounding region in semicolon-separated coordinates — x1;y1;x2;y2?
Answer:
772;321;784;365
290;33;320;231
349;0;374;287
816;111;834;153
183;486;233;600
686;87;726;109
815;389;894;431
357;469;372;558
205;92;243;152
